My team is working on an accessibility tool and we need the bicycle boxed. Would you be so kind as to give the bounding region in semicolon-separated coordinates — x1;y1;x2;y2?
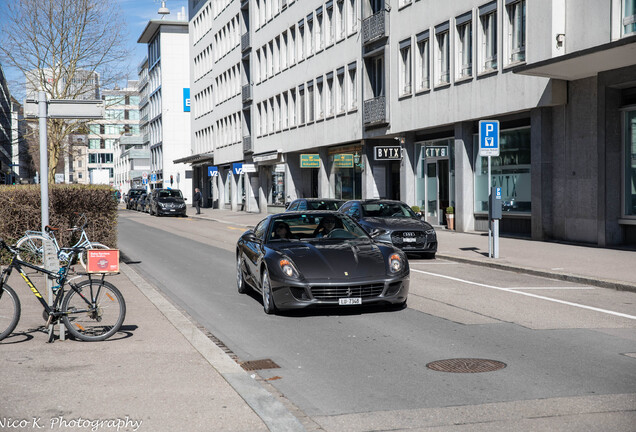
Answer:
15;213;109;268
0;239;126;342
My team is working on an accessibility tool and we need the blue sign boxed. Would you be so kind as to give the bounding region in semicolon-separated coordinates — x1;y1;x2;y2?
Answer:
208;166;218;177
183;88;190;112
232;162;243;175
479;120;500;156
495;187;502;199
142;178;148;185
150;173;157;183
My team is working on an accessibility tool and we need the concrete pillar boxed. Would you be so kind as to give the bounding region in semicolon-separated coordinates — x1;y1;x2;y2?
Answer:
318;147;330;198
454;122;475;232
531;107;554;241
401;132;416;205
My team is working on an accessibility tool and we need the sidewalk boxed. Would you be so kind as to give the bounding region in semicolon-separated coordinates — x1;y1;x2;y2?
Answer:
0;264;303;432
186;205;636;293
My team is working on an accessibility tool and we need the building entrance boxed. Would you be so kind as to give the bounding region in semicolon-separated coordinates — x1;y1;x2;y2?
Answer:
416;139;454;226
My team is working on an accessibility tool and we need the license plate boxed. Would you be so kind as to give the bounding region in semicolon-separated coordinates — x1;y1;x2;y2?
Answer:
339;298;361;305
169;209;175;212
403;237;416;242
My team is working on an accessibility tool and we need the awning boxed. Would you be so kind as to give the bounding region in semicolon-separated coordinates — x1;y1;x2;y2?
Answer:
514;35;636;81
253;150;284;165
173;151;214;165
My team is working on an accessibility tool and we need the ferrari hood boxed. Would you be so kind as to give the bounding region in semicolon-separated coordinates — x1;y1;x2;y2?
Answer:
278;241;388;279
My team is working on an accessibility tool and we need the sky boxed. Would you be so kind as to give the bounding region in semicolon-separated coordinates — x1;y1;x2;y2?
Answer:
0;0;189;100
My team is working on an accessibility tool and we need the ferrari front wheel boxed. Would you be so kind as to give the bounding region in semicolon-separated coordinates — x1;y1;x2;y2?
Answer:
261;269;277;315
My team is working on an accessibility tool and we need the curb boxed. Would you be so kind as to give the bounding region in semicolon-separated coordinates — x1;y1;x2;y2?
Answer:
120;263;306;432
436;253;636;294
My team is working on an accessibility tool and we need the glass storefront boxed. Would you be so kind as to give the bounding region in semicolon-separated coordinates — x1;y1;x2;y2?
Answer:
330;145;363;200
416;138;455;225
473;127;531;213
625;109;636;216
224;169;232;207
271;164;286;206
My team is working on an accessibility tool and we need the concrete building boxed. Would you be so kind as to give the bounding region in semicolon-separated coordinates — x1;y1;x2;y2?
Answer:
0;63;13;184
138;17;193;201
185;0;636;247
114;134;150;193
83;81;140;186
11;97;33;183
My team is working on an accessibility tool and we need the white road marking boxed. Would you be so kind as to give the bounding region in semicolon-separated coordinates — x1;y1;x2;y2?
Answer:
506;286;596;290
411;268;636;320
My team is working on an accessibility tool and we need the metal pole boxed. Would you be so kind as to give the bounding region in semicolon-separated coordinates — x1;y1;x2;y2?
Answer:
493;219;499;258
39;91;49;231
487;155;492;258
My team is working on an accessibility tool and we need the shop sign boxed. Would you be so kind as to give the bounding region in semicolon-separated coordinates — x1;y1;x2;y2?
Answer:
425;146;448;158
300;154;321;168
208;166;218;177
232;162;243;175
242;163;256;173
333;154;354;168
374;146;402;160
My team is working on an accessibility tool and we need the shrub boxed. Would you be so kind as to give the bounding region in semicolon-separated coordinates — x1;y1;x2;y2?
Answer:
0;184;117;263
446;206;454;214
411;205;420;213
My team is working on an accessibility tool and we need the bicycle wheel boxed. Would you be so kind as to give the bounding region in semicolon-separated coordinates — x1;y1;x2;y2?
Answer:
78;242;111;269
0;285;21;341
15;234;48;266
61;279;126;341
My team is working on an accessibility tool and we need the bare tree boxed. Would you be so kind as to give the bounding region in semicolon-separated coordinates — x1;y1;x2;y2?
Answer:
0;0;131;184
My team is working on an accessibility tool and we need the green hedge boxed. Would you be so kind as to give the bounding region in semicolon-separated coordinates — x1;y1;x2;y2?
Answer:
0;184;118;261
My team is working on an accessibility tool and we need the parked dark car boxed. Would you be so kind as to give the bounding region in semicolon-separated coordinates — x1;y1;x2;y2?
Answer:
148;188;187;217
236;211;410;314
339;199;437;258
136;193;149;212
126;188;146;210
285;198;346;211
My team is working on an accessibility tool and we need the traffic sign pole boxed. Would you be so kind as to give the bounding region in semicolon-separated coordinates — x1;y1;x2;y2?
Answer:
479;120;500;259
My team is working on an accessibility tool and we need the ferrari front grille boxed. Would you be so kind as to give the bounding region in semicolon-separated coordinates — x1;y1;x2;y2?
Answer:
310;283;385;300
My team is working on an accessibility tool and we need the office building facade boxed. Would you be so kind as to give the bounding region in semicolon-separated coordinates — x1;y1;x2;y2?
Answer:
187;0;636;246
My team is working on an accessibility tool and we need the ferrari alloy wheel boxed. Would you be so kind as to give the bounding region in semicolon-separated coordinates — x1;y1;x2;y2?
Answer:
237;254;247;294
261;269;276;315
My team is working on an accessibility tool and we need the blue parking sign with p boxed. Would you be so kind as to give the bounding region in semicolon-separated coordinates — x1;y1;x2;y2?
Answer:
479;120;500;156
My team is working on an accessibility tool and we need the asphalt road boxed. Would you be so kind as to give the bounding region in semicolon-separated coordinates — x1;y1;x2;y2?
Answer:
118;211;636;429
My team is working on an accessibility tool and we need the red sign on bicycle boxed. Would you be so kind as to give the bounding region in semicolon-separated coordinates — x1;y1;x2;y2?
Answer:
86;249;120;273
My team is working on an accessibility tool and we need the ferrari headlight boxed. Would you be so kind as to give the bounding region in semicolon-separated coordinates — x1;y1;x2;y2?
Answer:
389;254;403;273
279;258;299;278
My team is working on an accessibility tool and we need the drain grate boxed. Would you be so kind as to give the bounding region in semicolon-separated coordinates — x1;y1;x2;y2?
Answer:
240;359;281;371
426;358;506;373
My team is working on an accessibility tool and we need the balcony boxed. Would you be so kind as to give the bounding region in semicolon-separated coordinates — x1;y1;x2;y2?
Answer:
362;10;388;45
242;84;252;103
243;135;252;154
241;32;251;53
363;96;387;126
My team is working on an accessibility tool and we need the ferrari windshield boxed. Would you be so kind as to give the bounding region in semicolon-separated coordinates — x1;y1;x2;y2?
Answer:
268;213;368;241
361;202;416;218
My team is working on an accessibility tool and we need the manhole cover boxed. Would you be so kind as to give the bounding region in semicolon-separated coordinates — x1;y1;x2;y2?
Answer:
240;359;281;371
426;358;506;373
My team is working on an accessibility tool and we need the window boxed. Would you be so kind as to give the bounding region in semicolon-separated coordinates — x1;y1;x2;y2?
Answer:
456;12;472;79
474;127;531;213
479;2;498;72
281;32;288;70
307;81;315;122
298;20;305;61
289;26;296;65
506;0;525;64
316;7;324;51
316;77;324;119
326;73;335;117
435;22;450;85
399;39;412;96
307;14;314;56
624;108;636;215
326;2;334;46
416;32;430;91
337;0;345;40
348;0;357;33
337;68;346;113
624;0;636;35
289;88;297;127
299;85;306;124
348;63;357;109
